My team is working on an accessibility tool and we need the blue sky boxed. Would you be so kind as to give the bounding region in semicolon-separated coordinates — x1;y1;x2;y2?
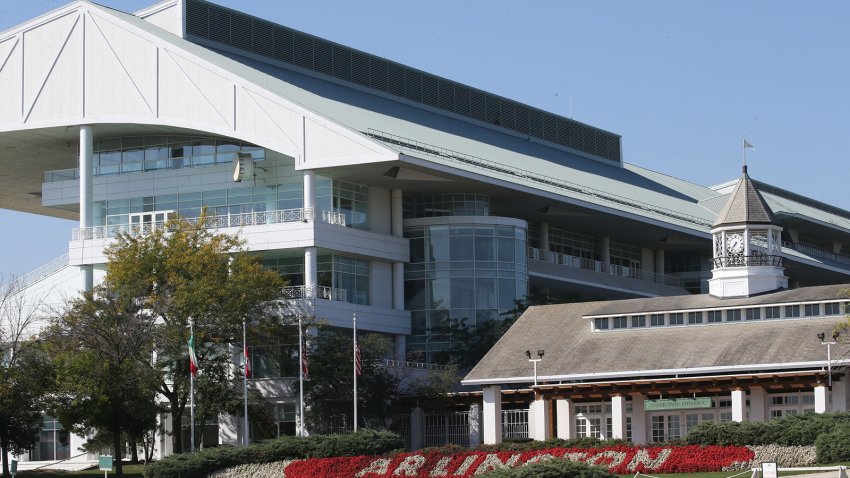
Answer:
1;0;848;279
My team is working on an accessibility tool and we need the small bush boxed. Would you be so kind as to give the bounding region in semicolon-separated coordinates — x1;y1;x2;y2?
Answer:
478;459;617;478
815;424;850;463
144;429;403;478
685;412;850;447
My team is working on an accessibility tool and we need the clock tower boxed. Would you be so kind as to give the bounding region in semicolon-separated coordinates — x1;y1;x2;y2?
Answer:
708;166;788;298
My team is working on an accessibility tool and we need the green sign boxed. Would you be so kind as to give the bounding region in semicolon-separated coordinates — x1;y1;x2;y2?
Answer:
645;397;712;411
99;455;113;471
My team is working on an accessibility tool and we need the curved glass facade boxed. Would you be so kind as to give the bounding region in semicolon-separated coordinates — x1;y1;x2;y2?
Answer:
404;221;527;363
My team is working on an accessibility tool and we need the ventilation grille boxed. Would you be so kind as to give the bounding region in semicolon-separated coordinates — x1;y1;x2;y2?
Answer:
184;0;622;164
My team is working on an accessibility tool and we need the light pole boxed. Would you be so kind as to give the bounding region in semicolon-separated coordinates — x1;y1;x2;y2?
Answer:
526;349;544;387
817;332;839;389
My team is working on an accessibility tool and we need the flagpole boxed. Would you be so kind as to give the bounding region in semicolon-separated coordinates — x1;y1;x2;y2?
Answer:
353;313;358;433
242;319;249;447
298;316;305;437
742;136;747;168
189;319;195;453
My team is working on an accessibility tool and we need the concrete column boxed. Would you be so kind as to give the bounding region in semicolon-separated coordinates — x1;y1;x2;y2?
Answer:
815;385;828;413
410;407;424;450
394;334;406;360
539;222;550;252
555;399;575;440
731;389;745;422
630;393;647;444
600;236;611;271
303;170;316;210
642;248;655;274
834;242;845;254
469;403;481;446
304;247;318;294
218;414;239;445
528;396;551;441
391;189;403;237
749;387;766;422
482;385;502;444
392;261;404;310
655;249;665;276
79;125;94;292
832;373;849;412
788;229;799;243
611;395;627;439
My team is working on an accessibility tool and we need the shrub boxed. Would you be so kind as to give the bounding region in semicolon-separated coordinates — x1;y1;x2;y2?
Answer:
815;424;850;463
477;459;617;478
685;412;850;447
144;430;404;478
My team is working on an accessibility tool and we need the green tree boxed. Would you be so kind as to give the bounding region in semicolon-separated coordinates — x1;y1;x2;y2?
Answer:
46;284;162;478
102;215;284;453
0;281;53;478
305;332;400;431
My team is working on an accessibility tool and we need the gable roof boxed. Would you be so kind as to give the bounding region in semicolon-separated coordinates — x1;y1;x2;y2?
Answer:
713;166;776;227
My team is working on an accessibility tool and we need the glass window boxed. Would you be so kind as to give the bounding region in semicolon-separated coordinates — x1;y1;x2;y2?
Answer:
746;308;761;321
785;305;800;318
707;310;723;323
612;316;628;329
669;313;684;325
688;311;703;324
825;303;841;315
805;304;820;317
631;315;646;327
727;309;742;322
650;314;665;327
765;306;781;319
594;318;609;330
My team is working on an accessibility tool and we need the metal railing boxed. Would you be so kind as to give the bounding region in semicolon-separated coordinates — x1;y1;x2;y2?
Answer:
712;254;784;268
424;412;470;447
280;285;347;302
364;129;713;228
71;208;346;240
2;253;69;293
528;247;684;288
380;359;451;371
783;241;850;267
502;409;529;439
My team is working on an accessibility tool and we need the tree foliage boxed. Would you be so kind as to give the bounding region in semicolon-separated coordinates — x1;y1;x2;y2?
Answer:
0;281;53;478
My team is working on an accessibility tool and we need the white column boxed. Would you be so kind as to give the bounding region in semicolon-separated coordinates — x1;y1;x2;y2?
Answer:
832;372;849;412
79;125;94;292
749;387;766;422
410;407;424;450
468;403;481;446
630;393;647;444
394;334;406;360
731;389;745;422
555;399;575;440
392;262;404;310
528;397;551;441
304;247;317;295
218;414;239;445
482;385;502;444
303;170;316;210
611;395;627;439
642;248;655;274
815;385;828;413
539;223;550;252
655;249;665;276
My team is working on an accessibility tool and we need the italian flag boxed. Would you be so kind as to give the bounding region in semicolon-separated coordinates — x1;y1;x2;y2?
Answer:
188;333;199;376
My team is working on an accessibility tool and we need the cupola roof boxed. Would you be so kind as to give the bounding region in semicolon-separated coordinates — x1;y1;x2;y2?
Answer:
712;166;776;227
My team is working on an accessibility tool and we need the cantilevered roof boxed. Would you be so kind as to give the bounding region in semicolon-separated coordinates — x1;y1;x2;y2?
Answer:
462;283;850;385
712;166;776;227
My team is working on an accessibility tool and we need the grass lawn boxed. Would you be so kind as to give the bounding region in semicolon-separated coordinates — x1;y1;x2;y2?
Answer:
17;464;146;478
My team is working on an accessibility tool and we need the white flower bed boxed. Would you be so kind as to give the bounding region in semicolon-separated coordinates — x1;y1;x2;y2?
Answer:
206;460;291;478
723;445;817;471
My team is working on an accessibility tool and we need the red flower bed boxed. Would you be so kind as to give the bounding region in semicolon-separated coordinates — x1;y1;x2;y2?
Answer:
282;445;754;477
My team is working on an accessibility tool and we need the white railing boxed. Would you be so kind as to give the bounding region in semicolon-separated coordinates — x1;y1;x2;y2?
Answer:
2;253;70;293
381;359;450;371
528;247;684;288
502;409;529;439
71;208;346;240
281;285;348;302
424;412;470;447
784;241;850;267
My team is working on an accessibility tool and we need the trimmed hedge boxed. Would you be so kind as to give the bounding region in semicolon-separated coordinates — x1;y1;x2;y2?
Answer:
144;429;404;478
815;424;850;463
478;459;617;478
685;411;850;447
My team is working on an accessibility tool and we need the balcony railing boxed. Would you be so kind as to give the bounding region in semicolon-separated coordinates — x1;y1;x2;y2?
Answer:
71;208;346;240
712;254;785;268
281;285;347;302
528;247;684;288
2;253;69;293
783;241;850;268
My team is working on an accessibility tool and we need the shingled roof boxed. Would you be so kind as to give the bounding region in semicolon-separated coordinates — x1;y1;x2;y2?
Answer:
713;166;777;227
462;284;850;385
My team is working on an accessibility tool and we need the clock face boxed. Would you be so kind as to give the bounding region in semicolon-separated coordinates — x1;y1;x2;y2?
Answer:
727;233;744;254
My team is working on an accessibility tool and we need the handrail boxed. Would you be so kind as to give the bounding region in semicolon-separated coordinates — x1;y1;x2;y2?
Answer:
281;285;348;302
71;208;346;240
364;129;713;228
784;241;850;267
528;247;684;288
712;254;784;268
1;253;69;293
28;452;89;471
381;359;450;371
